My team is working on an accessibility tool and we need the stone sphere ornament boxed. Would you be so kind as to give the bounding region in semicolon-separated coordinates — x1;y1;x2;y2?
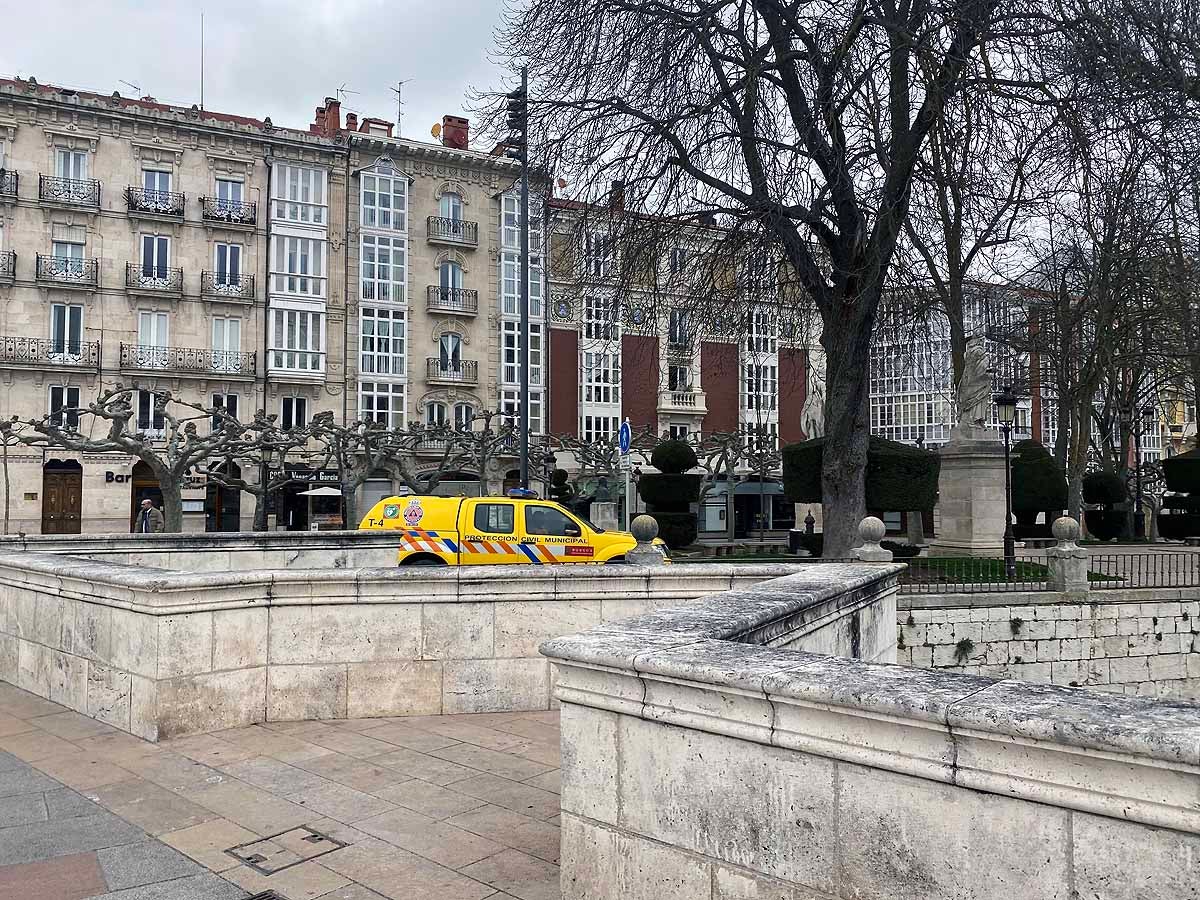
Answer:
630;514;659;544
1052;516;1080;546
858;516;886;545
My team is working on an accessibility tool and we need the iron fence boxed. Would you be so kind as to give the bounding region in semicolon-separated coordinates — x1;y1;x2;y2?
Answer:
125;187;185;217
0;169;17;199
0;250;13;280
427;215;479;245
1088;553;1200;589
200;196;257;226
39;174;100;207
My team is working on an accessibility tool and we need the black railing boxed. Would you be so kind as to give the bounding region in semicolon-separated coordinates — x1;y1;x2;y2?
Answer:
0;337;100;370
39;175;100;207
200;196;257;226
125;187;185;217
1088;552;1200;589
0;170;17;199
120;343;256;375
36;254;99;287
897;556;1049;593
427;216;478;246
126;263;183;294
201;271;255;301
0;250;13;281
426;285;479;314
426;357;479;383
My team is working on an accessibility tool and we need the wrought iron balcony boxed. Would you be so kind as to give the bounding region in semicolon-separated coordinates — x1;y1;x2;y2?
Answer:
38;175;101;208
36;254;99;288
120;343;257;376
426;357;479;385
201;271;255;302
426;285;478;315
0;337;100;371
0;170;17;201
200;196;257;227
126;263;183;295
125;186;185;218
427;216;478;247
0;250;13;283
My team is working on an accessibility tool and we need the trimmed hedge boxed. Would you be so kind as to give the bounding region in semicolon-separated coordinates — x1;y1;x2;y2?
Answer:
650;511;698;549
880;540;921;559
1012;439;1067;514
651;440;698;474
549;468;574;503
1084;508;1126;541
782;436;939;511
1163;448;1200;493
636;473;701;509
1082;470;1126;506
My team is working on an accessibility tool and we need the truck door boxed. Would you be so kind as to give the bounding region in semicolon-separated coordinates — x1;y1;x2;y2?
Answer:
459;500;521;565
521;504;593;563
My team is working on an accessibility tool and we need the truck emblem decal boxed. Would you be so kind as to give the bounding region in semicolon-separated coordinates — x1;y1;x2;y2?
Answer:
383;504;400;519
402;499;424;526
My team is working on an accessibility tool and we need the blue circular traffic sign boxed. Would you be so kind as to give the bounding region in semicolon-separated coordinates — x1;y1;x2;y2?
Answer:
618;420;631;454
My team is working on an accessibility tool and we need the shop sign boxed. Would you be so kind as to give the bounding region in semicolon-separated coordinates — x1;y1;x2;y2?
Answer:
104;471;131;484
270;467;341;485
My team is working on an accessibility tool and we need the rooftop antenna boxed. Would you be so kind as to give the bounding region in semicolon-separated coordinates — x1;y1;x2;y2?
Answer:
391;78;413;137
118;79;142;96
335;84;360;108
200;11;205;110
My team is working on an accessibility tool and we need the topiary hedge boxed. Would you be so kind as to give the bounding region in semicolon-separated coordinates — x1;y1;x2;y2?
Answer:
650;439;698;474
548;468;574;503
1082;470;1126;506
1012;439;1067;514
650;511;698;549
1162;448;1200;493
782;436;939;511
636;473;701;509
639;439;700;549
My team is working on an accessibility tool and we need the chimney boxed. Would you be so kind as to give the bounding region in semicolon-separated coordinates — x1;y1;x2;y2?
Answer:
311;97;342;136
345;112;358;133
441;115;469;150
609;180;625;211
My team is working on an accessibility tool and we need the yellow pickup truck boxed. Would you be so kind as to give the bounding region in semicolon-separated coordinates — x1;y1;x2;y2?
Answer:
358;494;664;566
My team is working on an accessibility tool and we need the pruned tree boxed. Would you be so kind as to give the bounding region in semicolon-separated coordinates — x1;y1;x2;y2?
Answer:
489;0;1036;556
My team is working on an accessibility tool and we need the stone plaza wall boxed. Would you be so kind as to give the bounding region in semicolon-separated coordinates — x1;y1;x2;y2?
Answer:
543;567;1200;900
897;588;1200;700
0;548;859;740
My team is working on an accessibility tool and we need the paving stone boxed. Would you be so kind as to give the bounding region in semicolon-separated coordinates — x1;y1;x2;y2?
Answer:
522;771;561;795
159;818;259;873
312;884;391;900
220;756;330;795
372;779;488;820
97;839;203;890
364;724;463;753
431;745;555;782
31;751;131;791
86;871;248;899
0;811;146;866
183;780;315;835
0;750;25;773
371;747;478;786
0;792;48;828
447;805;561;864
303;730;397;760
0;687;66;719
355;807;505;869
209;726;328;764
416;723;534;752
287;782;397;824
86;779;218;835
223;860;350;900
0;849;107;900
461;848;561;900
30;711;117;741
320;838;495;900
449;775;562;821
492;719;562;744
159;735;260;768
0;766;60;797
45;788;102;820
0;729;78;762
293;754;407;794
0;714;35;739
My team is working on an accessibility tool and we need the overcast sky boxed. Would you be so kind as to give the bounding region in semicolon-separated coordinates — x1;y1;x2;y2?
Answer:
0;0;511;142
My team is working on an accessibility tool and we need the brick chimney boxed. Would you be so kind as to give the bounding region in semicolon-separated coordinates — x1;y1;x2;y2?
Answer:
609;180;626;211
310;97;342;136
345;112;358;133
441;115;469;150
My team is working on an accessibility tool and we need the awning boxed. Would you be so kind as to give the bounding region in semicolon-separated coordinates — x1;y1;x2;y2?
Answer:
297;486;343;497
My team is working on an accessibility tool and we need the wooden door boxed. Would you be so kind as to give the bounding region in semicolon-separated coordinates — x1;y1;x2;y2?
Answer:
42;470;82;534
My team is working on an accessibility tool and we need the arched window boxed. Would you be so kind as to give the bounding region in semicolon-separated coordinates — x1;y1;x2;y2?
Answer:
425;401;448;426
439;191;463;222
439;260;463;291
454;403;474;430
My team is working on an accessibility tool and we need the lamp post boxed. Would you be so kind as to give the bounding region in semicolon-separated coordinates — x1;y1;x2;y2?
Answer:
1135;405;1153;538
994;386;1018;578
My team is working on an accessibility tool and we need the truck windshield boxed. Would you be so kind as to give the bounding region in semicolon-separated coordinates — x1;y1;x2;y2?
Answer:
576;513;605;534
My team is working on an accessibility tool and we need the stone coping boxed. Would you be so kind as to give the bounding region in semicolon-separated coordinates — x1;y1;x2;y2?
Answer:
541;562;1200;833
0;529;403;552
0;549;817;615
900;585;1200;609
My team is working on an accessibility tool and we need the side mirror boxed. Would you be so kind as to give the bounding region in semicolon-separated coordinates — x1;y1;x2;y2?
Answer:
564;524;581;537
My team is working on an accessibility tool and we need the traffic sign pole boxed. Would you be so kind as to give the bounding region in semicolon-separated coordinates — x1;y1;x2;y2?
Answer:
619;418;632;531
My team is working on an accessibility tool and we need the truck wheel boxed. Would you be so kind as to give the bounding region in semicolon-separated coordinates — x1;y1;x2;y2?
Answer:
605;556;627;565
403;555;447;567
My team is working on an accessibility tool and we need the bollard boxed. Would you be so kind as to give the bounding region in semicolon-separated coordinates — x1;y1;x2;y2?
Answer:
1047;516;1089;593
854;517;893;562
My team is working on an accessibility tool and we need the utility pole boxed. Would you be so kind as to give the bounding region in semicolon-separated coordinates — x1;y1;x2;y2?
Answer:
507;69;531;489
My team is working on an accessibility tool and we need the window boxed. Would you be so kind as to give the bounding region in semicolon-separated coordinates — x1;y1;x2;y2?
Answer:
55;148;87;181
580;414;619;443
216;178;243;206
583;296;618;341
425;401;449;426
583;233;611;277
668;424;689;441
525;505;578;537
439;260;463;291
360;235;405;302
273;164;326;225
272;236;325;297
668;309;689;346
454;403;474;430
500;193;544;317
281;396;308;430
50;303;83;357
743;364;778;411
211;317;241;373
668;364;692;392
360;170;406;231
439;192;463;221
270;308;324;372
51;239;84;276
360;307;405;376
744;254;773;290
143;170;171;195
439;333;463;372
500;390;543;435
360;382;405;429
211;392;239;430
138;310;168;348
141;235;170;279
746;308;777;354
215;243;242;285
669;247;688;275
581;351;620;404
474;502;514;534
48;386;80;428
501;321;543;386
136;390;166;433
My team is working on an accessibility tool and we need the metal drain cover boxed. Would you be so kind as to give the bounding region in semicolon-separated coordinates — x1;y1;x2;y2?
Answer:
226;825;347;875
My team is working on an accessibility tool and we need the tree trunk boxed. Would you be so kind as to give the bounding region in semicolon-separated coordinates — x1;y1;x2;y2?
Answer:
725;475;736;543
252;493;268;532
160;479;184;532
342;484;358;531
819;313;873;558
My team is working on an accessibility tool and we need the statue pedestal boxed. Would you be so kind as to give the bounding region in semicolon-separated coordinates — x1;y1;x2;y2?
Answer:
928;436;1008;558
590;501;620;532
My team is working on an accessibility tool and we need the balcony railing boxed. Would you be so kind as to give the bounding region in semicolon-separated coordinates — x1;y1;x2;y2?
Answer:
201;196;257;227
426;285;479;314
36;254;99;288
427;216;478;247
426;357;479;384
125;187;185;218
658;389;707;414
0;170;17;200
0;337;100;370
0;250;13;282
120;343;256;376
201;271;255;302
39;175;101;208
126;263;183;295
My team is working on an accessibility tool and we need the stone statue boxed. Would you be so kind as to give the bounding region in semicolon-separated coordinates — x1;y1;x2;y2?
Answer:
955;336;992;431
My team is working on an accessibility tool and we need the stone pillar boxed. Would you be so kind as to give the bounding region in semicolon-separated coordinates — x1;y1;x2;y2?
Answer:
626;514;667;565
906;510;926;546
854;517;893;562
928;437;1008;557
590;501;619;531
1046;516;1089;593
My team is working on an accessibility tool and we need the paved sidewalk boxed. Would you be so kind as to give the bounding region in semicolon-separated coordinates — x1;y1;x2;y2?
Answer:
0;681;562;900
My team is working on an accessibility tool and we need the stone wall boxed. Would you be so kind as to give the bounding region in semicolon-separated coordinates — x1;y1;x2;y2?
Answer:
0;549;847;740
897;588;1200;700
543;567;1200;900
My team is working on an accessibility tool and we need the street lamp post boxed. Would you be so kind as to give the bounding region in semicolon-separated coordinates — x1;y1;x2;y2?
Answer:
1135;405;1153;538
994;386;1018;578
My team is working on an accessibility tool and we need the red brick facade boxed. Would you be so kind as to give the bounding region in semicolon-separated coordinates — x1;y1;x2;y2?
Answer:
701;342;740;433
779;348;808;444
548;328;579;436
621;334;660;429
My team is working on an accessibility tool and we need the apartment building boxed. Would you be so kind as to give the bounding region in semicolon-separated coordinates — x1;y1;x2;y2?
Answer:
0;77;346;533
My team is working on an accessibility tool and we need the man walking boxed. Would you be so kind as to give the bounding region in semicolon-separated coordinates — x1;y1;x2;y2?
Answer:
136;498;164;534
